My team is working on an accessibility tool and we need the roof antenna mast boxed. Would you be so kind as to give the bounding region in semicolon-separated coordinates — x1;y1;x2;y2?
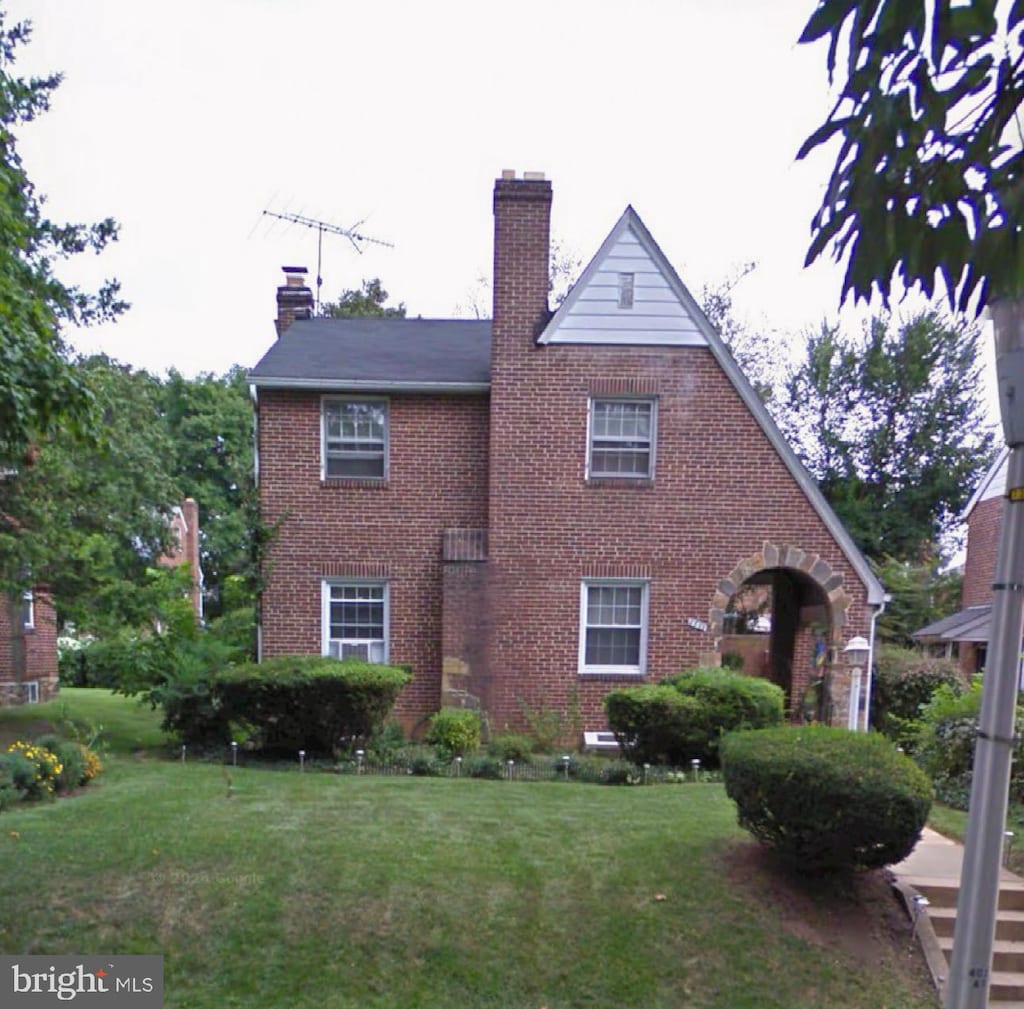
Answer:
261;209;394;315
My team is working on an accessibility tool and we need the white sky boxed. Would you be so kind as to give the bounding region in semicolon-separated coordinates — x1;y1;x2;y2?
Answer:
4;0;1000;416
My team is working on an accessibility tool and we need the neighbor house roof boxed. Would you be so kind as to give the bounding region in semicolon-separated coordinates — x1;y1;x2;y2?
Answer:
913;605;992;644
248;318;492;393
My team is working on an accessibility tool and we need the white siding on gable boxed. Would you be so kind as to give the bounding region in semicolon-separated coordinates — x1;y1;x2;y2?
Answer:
544;226;708;346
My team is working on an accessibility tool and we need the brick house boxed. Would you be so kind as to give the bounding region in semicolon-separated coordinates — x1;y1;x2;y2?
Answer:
0;587;59;706
913;448;1005;677
159;497;204;620
249;171;886;735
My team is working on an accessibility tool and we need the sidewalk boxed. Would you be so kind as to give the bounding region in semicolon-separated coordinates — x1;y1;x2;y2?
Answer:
893;826;1022;882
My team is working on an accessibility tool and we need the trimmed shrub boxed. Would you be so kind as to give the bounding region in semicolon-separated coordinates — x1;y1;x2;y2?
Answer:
604;685;705;766
214;655;410;755
721;725;932;873
606;668;784;767
426;708;482;758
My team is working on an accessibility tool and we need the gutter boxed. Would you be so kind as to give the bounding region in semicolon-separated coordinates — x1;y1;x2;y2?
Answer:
862;593;890;731
246;377;490;394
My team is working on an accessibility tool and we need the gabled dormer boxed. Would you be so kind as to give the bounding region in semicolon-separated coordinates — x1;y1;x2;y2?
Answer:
538;207;708;348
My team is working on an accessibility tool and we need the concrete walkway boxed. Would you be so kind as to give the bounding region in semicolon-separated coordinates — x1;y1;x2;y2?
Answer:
893;826;1022;882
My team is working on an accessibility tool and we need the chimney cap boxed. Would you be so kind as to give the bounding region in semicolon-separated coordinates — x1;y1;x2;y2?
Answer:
282;265;307;276
522;171;546;181
500;169;516;180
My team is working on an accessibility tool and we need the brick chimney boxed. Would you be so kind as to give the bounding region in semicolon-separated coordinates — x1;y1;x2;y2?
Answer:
275;266;314;336
492;170;552;351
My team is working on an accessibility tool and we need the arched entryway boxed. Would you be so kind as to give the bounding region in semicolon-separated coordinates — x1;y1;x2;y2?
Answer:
708;543;853;717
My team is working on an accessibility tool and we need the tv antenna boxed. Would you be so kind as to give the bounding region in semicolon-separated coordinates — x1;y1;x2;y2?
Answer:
261;209;394;314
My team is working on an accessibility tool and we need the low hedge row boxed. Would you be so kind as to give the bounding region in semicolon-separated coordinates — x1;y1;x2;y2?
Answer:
215;655;411;754
721;725;932;873
604;667;785;767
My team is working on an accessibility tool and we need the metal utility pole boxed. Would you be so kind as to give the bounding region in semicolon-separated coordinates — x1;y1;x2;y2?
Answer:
944;298;1024;1008
261;209;393;315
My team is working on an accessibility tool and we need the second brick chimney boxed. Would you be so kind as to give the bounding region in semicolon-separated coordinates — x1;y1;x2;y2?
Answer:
275;266;314;336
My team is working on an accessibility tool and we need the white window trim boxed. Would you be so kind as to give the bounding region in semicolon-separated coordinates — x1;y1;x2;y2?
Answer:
21;589;34;630
585;397;658;481
321;579;390;664
321;395;390;481
578;579;650;676
25;681;39;704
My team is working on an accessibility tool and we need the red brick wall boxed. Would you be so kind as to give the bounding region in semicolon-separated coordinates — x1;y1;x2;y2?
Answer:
0;589;59;706
258;389;489;727
963;495;1001;608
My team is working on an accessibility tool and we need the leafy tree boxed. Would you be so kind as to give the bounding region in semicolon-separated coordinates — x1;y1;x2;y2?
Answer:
322;278;406;318
780;310;995;562
4;357;178;630
798;0;1024;310
0;14;126;588
874;555;963;646
160;366;258;617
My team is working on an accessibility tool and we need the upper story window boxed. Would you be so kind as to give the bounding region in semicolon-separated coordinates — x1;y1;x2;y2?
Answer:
617;272;635;309
579;580;649;675
588;398;656;479
21;589;33;629
323;399;388;480
323;581;388;663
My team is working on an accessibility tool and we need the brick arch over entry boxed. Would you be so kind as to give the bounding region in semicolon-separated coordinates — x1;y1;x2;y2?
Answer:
707;542;853;647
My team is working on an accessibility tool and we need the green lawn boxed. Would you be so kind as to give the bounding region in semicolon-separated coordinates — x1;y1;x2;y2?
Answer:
0;691;934;1008
0;687;171;754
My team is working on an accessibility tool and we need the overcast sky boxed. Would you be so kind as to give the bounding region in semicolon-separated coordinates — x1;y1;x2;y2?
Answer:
5;0;999;415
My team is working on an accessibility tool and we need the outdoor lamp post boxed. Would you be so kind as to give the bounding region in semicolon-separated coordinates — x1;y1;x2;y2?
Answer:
843;636;870;732
945;299;1024;1009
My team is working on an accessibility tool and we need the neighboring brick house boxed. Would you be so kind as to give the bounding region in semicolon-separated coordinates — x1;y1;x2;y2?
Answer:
914;448;1006;677
249;171;886;735
159;497;204;620
0;586;58;706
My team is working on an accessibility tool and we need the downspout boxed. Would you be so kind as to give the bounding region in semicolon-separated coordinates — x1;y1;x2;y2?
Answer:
861;593;890;732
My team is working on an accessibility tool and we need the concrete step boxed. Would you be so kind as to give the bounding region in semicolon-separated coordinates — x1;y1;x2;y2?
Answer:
902;877;1024;911
991;971;1024;1001
929;907;1024;941
939;937;1024;973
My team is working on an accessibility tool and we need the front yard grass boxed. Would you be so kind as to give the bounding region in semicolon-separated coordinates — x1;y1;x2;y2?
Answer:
0;746;933;1008
0;687;171;754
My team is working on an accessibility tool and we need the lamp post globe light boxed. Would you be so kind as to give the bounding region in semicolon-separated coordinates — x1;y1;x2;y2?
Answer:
945;300;1024;1009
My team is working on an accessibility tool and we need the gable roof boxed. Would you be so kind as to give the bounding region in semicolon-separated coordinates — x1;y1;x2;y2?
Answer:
542;207;885;606
962;446;1008;520
248;317;491;392
538;207;709;347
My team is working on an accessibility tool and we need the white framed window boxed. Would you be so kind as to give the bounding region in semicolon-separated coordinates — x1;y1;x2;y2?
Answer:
322;398;388;480
25;681;39;704
578;580;649;675
617;272;635;309
21;590;34;629
587;398;656;479
322;581;388;663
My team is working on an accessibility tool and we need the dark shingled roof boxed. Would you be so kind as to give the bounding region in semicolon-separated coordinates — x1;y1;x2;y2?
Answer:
249;318;492;390
913;605;991;643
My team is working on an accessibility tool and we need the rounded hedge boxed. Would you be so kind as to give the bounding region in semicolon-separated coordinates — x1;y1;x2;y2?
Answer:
604;667;784;767
214;655;410;754
721;726;932;873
